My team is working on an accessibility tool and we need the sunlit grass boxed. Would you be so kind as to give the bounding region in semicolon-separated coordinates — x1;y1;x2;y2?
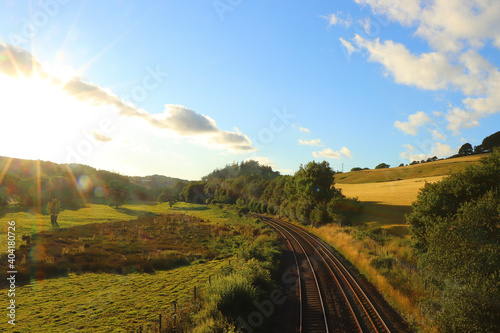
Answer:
0;259;230;332
335;154;486;184
312;225;429;331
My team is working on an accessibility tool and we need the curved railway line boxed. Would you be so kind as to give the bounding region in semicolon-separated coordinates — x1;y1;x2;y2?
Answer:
253;214;411;333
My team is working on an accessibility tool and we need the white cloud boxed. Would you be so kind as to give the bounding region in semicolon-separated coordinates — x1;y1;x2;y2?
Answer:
320;13;352;28
132;145;151;153
400;144;429;162
354;0;422;26
355;0;500;53
313;147;352;159
88;130;112;142
350;2;500;133
0;43;256;153
429;129;447;141
150;105;218;134
298;138;323;146
339;37;358;56
394;111;431;135
415;0;500;53
245;156;276;168
431;142;454;157
445;107;481;134
292;124;311;133
400;142;454;162
353;36;481;93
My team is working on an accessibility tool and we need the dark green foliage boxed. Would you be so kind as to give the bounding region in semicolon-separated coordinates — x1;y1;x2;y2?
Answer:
294;161;338;203
0;156;186;209
0;193;8;209
480;130;500;152
204;160;360;226
181;181;207;204
158;180;187;204
375;163;390;169
351;167;363;171
202;160;280;181
408;148;500;331
458;143;473;156
104;179;129;208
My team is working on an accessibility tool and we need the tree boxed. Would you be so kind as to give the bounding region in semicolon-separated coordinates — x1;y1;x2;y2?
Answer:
104;180;129;208
375;163;390;169
407;148;500;331
180;181;207;204
47;198;62;228
0;194;8;209
350;167;363;172
458;143;473;156
481;130;500;152
294;161;338;203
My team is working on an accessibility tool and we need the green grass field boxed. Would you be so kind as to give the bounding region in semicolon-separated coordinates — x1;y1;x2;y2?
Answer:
0;259;229;332
0;201;271;332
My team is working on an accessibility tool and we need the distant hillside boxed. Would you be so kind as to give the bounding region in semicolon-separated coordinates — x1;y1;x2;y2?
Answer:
0;155;187;207
128;174;186;190
335;154;488;184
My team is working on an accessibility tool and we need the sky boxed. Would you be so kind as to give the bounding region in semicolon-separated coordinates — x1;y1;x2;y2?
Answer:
0;0;499;180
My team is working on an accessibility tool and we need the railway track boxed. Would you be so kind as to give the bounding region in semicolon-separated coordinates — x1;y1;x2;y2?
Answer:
253;214;410;333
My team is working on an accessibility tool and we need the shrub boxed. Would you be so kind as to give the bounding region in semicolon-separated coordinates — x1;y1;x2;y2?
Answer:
408;148;500;331
204;273;258;321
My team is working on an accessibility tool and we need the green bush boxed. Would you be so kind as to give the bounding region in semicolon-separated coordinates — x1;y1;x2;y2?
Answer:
204;273;258;321
408;148;500;331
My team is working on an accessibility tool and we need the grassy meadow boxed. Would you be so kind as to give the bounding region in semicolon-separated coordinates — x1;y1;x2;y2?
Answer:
0;259;229;332
0;201;281;332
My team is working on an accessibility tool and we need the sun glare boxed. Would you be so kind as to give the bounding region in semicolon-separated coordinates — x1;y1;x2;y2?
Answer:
0;73;109;163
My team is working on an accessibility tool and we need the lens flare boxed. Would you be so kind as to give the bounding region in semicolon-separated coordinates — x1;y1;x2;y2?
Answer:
78;175;91;191
94;187;104;197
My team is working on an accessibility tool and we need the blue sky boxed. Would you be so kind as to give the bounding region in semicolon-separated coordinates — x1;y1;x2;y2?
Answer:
1;0;499;180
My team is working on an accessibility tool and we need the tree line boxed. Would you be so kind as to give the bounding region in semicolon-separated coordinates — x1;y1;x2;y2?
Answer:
159;160;362;226
0;156;174;218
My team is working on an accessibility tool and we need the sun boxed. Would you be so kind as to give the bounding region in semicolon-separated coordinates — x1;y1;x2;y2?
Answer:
0;72;100;162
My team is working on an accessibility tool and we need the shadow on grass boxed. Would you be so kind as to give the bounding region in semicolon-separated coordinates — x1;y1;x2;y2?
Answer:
115;206;156;217
355;201;413;237
0;205;29;218
173;205;209;211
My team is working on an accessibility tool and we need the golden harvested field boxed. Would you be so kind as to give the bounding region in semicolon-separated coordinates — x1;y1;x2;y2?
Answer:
337;177;444;236
333;154;487;235
337;176;445;206
335;154;486;184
